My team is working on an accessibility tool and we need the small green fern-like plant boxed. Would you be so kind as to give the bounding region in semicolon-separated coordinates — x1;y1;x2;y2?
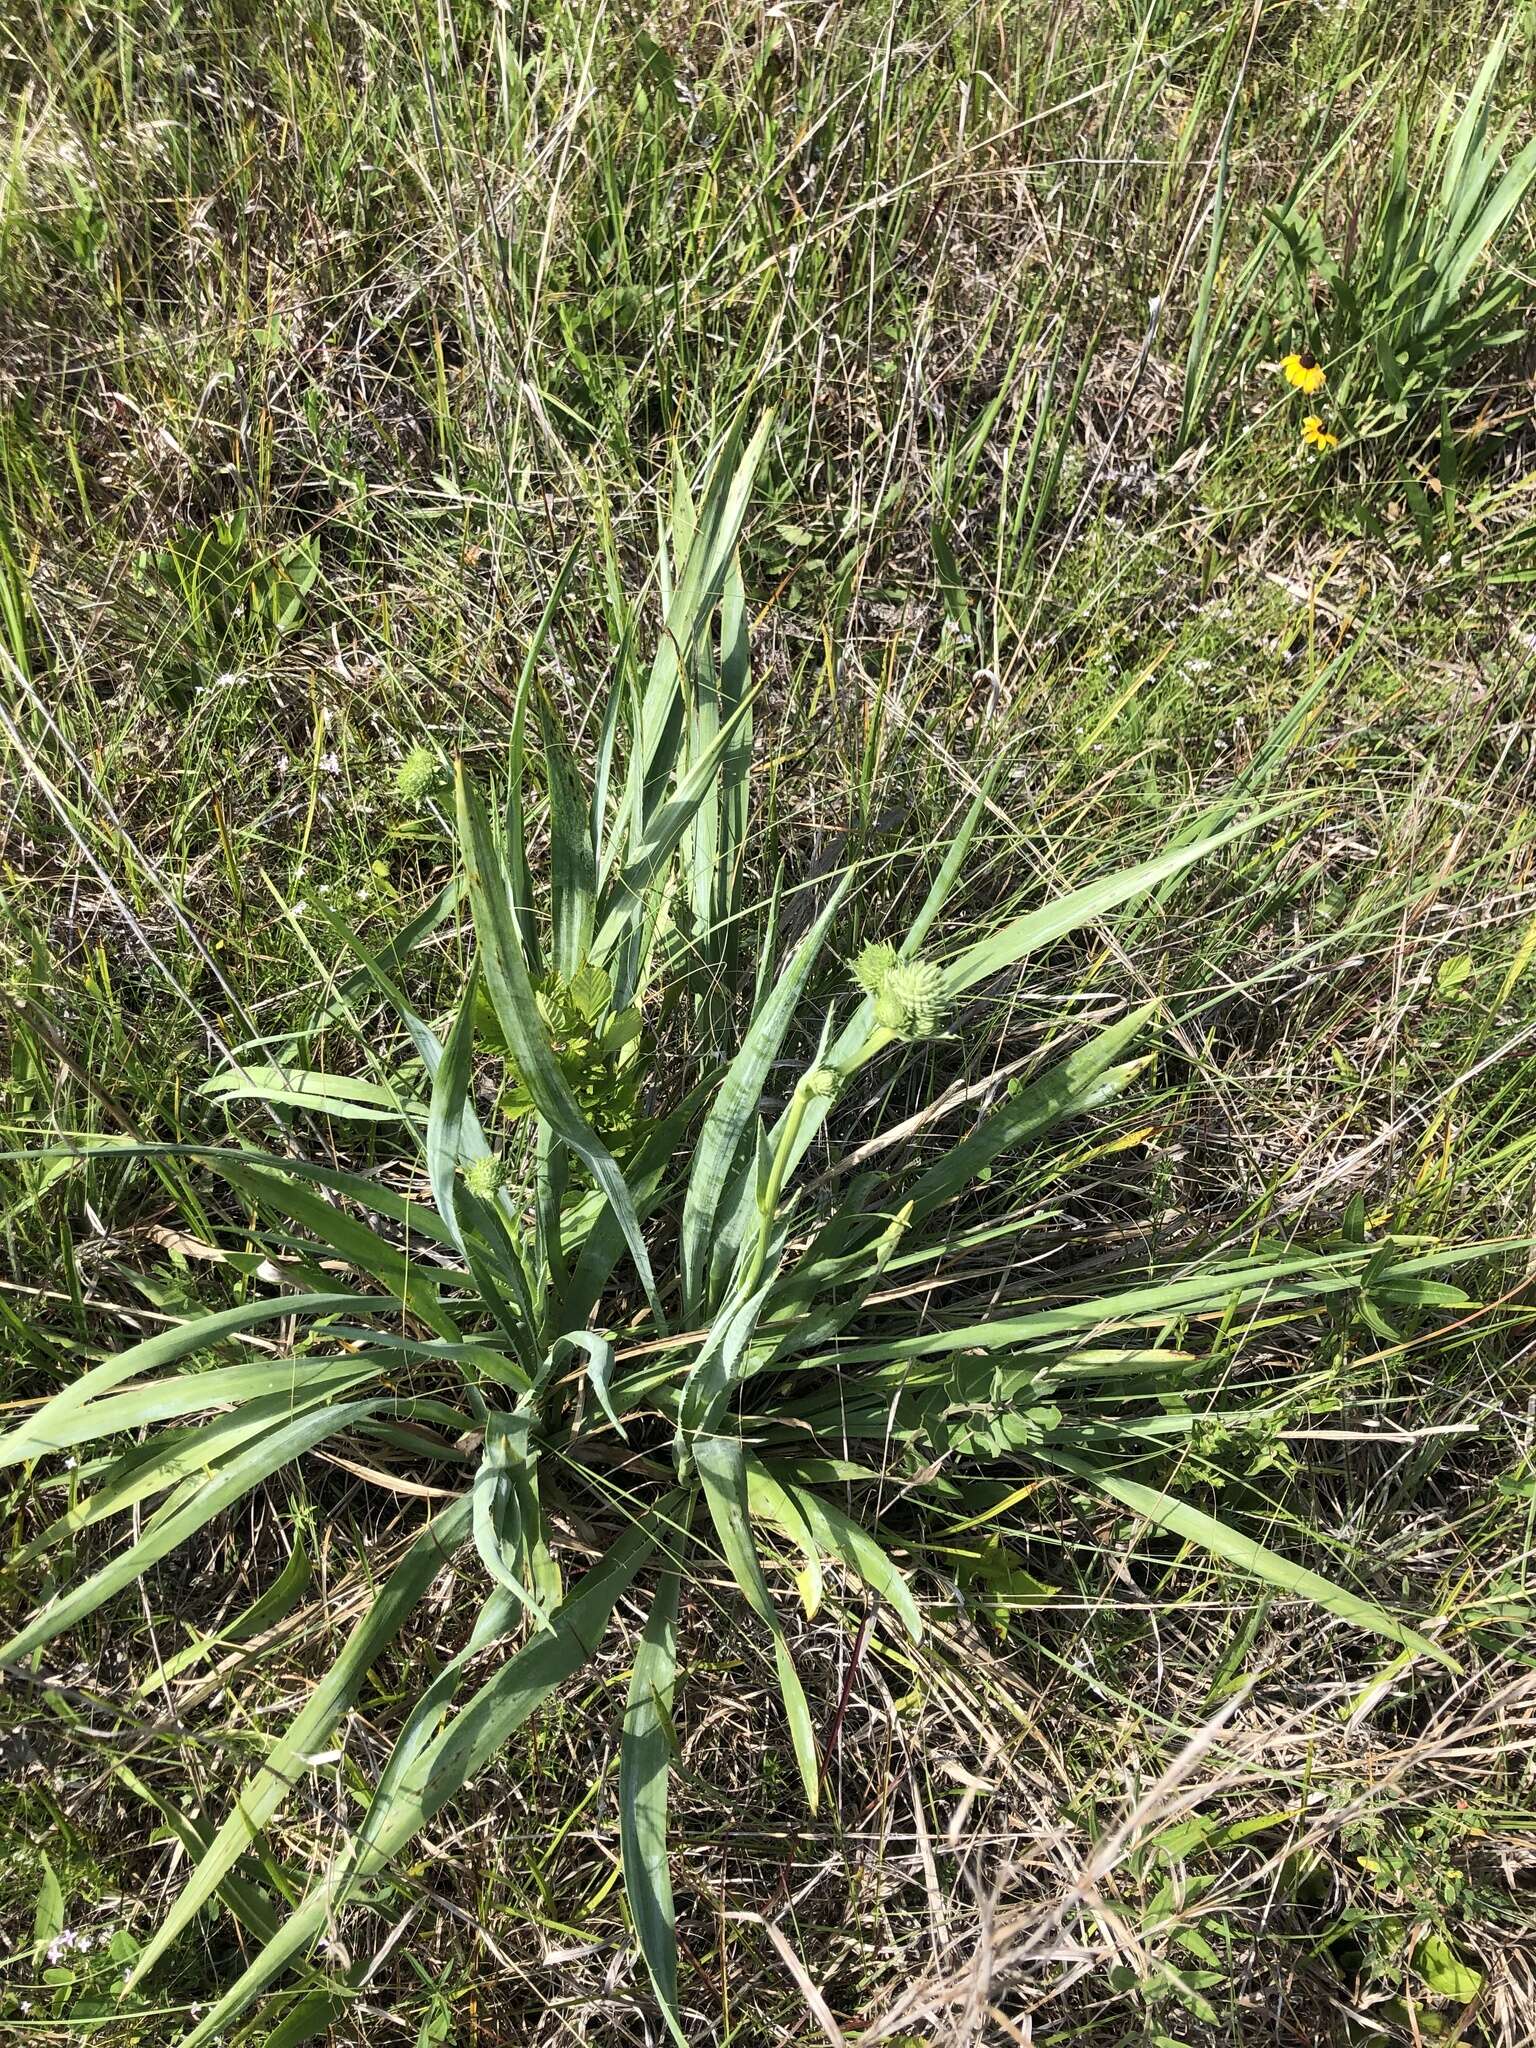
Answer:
1;421;1494;2044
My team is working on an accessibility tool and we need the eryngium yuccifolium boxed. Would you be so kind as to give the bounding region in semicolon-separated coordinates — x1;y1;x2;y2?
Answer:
803;1065;840;1100
852;940;898;996
873;957;946;1039
395;745;438;804
461;1153;508;1199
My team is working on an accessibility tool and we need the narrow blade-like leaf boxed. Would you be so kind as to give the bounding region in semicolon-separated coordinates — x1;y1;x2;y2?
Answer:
621;1564;686;2045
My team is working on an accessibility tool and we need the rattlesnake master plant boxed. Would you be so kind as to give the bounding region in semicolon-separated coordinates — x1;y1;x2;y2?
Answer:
2;421;1486;2043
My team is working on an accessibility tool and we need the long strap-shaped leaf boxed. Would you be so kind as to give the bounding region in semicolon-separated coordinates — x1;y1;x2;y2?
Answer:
939;810;1277;1000
561;1079;716;1334
826;1246;1396;1365
426;958;481;1259
674;1272;778;1457
537;684;597;981
0;1399;381;1664
621;1560;687;2046
546;1328;626;1438
1041;1448;1455;1669
591;686;757;973
695;1435;820;1811
0;1289;372;1467
472;1410;554;1627
175;1500;682;2048
128;1493;476;1989
200;1066;425;1122
457;763;661;1326
749;791;1255;1215
746;1461;923;1643
625;416;774;828
905;1005;1156;1220
681;877;849;1319
502;548;583;974
217;1158;460;1341
15;1363;383;1552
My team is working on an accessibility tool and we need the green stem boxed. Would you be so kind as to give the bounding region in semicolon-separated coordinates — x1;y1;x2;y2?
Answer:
739;1079;815;1300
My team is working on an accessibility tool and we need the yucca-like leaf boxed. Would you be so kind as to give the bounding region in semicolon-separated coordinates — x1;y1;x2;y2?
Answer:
13;1361;382;1548
695;1435;820;1810
0;1288;371;1467
199;1065;425;1122
939;810;1276;1002
1041;1449;1455;1670
127;1493;477;1989
623;414;775;834
472;1410;554;1626
905;1005;1156;1219
0;1399;381;1665
621;1562;687;2045
215;1156;460;1339
537;684;598;982
176;1504;679;2048
681;878;849;1318
591;686;757;982
745;1461;923;1642
547;1327;626;1438
675;1269;779;1457
457;762;661;1324
427;957;482;1257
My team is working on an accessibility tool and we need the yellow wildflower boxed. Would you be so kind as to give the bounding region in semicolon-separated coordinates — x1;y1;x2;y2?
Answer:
1300;415;1339;452
1280;349;1326;395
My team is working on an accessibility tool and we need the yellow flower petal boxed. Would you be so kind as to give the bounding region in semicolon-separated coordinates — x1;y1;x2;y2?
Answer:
1281;352;1326;395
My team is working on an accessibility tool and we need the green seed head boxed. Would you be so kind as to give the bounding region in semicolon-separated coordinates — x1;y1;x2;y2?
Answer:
395;745;438;804
852;940;898;997
803;1065;840;1100
875;957;946;1039
461;1153;508;1200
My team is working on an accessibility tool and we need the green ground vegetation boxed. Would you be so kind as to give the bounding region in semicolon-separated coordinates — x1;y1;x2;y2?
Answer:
3;2;1536;2044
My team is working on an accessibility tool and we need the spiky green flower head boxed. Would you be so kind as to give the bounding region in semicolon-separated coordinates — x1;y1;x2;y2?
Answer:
461;1152;509;1200
852;940;898;997
395;745;439;805
873;957;946;1040
803;1065;840;1101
